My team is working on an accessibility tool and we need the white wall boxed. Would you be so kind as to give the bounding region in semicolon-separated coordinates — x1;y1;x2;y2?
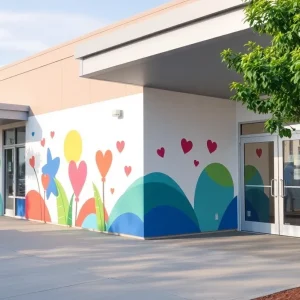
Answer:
144;88;238;207
25;93;144;226
236;102;270;124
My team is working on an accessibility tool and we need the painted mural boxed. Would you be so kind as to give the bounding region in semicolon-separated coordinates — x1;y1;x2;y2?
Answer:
23;93;239;238
25;129;237;238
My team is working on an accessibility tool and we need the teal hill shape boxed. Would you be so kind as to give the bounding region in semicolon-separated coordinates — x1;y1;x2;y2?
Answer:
245;165;263;186
194;163;234;232
107;176;144;229
244;165;269;222
144;172;198;227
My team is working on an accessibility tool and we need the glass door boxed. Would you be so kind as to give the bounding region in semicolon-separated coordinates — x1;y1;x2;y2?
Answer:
241;135;279;234
4;148;15;217
278;134;300;237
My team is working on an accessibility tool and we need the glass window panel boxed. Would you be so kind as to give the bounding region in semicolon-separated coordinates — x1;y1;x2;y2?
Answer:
16;127;25;144
5;149;14;210
244;142;275;223
4;129;15;145
241;122;267;135
16;147;25;197
283;140;300;226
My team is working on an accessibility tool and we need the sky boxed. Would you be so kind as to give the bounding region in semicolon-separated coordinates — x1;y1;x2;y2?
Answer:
0;0;171;66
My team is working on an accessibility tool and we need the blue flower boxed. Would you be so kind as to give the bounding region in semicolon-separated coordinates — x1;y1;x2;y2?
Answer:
42;148;60;199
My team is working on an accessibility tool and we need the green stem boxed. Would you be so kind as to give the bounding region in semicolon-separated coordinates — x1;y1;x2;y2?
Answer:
102;181;106;231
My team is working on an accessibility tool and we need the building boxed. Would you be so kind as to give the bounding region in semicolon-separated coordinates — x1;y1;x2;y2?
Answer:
0;0;299;239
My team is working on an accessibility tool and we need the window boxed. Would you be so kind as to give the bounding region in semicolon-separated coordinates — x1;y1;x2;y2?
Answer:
4;127;26;145
16;127;26;144
4;129;15;145
241;122;267;135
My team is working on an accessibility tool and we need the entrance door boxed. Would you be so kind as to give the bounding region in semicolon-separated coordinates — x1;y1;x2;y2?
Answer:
278;134;300;237
241;135;279;234
4;148;15;217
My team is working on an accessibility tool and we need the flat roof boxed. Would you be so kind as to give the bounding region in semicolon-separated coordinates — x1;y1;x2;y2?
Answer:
75;0;245;60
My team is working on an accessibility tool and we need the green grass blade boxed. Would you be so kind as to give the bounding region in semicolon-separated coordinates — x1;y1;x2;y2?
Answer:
67;194;74;226
93;183;105;231
55;178;69;225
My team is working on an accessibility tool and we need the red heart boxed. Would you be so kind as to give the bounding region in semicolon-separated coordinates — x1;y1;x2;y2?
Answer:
41;138;45;147
181;138;193;154
207;140;217;154
194;160;199;167
110;188;115;194
116;141;125;153
125;166;132;177
50;131;55;139
256;148;262;158
157;147;165;158
29;156;35;168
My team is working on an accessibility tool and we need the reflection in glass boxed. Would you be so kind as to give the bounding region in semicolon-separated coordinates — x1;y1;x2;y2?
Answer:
244;142;275;223
241;122;266;135
5;149;14;210
283;140;300;226
16;127;26;144
4;129;15;145
16;147;25;197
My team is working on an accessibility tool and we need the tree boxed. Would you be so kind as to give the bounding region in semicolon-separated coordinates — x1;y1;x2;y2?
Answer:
221;0;300;137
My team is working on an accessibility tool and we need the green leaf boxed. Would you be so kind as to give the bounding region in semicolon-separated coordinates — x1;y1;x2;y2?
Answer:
55;178;69;225
93;183;105;231
221;0;300;138
67;194;74;226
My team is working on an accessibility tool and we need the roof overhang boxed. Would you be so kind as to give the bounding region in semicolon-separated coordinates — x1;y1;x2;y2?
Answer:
76;0;269;99
0;103;29;125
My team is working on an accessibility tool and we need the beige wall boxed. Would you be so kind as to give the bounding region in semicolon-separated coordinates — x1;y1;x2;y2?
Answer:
0;58;142;116
0;0;196;116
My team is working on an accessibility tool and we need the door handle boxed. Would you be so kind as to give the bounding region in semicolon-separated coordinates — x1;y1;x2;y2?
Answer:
280;179;286;198
271;179;277;197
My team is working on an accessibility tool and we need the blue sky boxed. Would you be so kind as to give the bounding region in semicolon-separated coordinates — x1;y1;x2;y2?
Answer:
0;0;170;66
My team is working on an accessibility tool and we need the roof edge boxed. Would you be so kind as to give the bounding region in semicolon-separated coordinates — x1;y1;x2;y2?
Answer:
76;0;245;60
0;0;194;73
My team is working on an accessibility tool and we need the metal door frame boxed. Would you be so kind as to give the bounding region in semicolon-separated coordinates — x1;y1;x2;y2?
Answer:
240;135;280;235
278;133;300;237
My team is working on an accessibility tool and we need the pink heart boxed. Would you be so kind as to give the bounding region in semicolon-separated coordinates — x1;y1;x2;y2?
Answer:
41;138;45;147
157;147;165;158
125;166;132;177
181;138;193;154
110;188;115;195
194;160;199;167
207;140;217;154
50;131;55;139
256;148;262;158
116;141;125;153
68;161;87;202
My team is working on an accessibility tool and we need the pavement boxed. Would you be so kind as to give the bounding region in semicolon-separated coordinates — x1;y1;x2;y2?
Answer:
0;217;300;300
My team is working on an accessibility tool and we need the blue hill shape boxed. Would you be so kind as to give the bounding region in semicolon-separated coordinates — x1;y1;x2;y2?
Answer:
108;172;199;238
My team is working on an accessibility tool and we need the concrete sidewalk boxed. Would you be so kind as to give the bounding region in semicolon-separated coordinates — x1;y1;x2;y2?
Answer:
0;217;300;300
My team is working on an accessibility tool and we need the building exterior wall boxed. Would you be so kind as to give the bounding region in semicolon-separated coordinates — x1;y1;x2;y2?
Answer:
0;87;242;239
12;93;145;237
0;57;142;116
143;88;238;237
